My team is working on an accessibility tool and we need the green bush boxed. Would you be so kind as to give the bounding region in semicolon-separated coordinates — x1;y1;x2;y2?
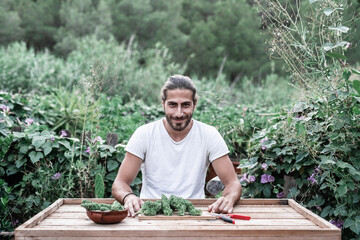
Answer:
0;42;68;93
240;71;360;239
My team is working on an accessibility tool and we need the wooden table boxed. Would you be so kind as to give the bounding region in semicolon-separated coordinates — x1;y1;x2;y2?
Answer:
15;198;340;240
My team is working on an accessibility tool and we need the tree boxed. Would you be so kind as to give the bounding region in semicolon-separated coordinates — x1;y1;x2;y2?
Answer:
54;0;113;56
179;0;270;83
15;0;60;50
0;1;24;45
109;0;185;50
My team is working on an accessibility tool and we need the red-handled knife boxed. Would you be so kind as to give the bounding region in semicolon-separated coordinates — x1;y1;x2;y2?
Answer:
226;214;251;220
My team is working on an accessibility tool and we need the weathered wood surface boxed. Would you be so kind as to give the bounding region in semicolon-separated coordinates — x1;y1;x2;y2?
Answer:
15;198;341;240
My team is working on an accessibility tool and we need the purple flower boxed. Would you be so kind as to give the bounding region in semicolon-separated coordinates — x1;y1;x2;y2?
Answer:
261;163;268;171
92;136;104;144
85;147;90;153
261;174;275;184
260;137;269;144
12;219;20;227
307;173;318;185
60;130;67;138
25;118;34;125
261;145;267;150
276;192;285;198
0;104;10;113
314;166;322;174
51;137;55;142
240;173;248;183
51;172;61;180
248;175;256;182
330;219;344;229
261;174;269;183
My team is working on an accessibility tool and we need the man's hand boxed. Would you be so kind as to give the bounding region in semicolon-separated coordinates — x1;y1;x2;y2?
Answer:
207;196;234;214
124;194;144;217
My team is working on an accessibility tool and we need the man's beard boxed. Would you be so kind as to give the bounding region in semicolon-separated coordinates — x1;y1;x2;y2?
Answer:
165;114;192;131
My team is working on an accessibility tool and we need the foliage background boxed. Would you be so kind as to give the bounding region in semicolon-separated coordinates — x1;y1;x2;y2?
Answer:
0;0;359;239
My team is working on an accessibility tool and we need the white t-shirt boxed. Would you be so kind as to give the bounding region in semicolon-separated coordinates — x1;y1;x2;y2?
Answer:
125;118;229;199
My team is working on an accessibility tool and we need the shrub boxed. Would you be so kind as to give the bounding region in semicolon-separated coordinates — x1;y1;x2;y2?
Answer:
240;71;360;238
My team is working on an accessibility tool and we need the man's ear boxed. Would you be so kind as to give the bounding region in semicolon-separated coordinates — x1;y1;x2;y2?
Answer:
162;100;165;110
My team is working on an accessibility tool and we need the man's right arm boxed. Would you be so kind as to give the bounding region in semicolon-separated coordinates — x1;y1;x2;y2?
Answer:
112;152;143;217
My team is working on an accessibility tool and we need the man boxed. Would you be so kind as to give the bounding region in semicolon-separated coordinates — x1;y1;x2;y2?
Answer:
112;75;241;217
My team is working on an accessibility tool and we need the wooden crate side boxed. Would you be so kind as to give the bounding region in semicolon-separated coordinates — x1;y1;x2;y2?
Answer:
63;198;115;204
14;236;340;240
16;198;64;230
13;227;341;238
63;198;288;206
237;199;288;205
288;199;340;231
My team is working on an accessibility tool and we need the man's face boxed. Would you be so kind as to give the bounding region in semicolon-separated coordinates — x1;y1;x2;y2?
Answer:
162;89;196;132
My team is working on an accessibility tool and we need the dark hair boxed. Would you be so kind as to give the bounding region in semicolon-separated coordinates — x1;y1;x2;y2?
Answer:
161;75;198;103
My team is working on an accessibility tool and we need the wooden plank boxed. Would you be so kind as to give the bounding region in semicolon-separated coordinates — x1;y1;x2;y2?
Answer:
47;211;305;219
16;198;63;229
31;224;324;231
56;204;298;214
288;199;340;230
63;198;116;205
15;236;339;240
15;226;340;238
62;198;289;206
36;217;317;227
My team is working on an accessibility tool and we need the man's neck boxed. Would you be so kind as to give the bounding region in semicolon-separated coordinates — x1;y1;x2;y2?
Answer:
162;118;193;142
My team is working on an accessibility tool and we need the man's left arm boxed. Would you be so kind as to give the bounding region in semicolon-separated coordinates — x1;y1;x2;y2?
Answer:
207;154;242;213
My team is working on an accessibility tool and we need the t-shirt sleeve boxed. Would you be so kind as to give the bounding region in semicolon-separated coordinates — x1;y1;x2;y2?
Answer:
208;127;230;162
124;125;147;160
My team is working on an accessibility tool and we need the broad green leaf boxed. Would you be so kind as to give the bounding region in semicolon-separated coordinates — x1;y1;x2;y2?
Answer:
6;164;19;176
100;152;108;158
344;217;360;234
296;152;309;163
328;26;349;33
42;141;52;156
334;205;347;216
323;7;343;16
352;69;360;75
323;8;334;16
309;0;317;4
334;41;350;49
326;52;347;60
107;160;119;172
15;157;27;168
19;145;29;154
105;172;117;181
29;151;43;164
64;151;72;159
353;106;360;115
336;161;355;170
59;140;71;150
319;155;335;165
131;177;142;186
32;136;46;149
295;123;306;136
342;70;351;81
353;80;360;94
321;206;333;218
337;185;348;197
13;132;25;138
